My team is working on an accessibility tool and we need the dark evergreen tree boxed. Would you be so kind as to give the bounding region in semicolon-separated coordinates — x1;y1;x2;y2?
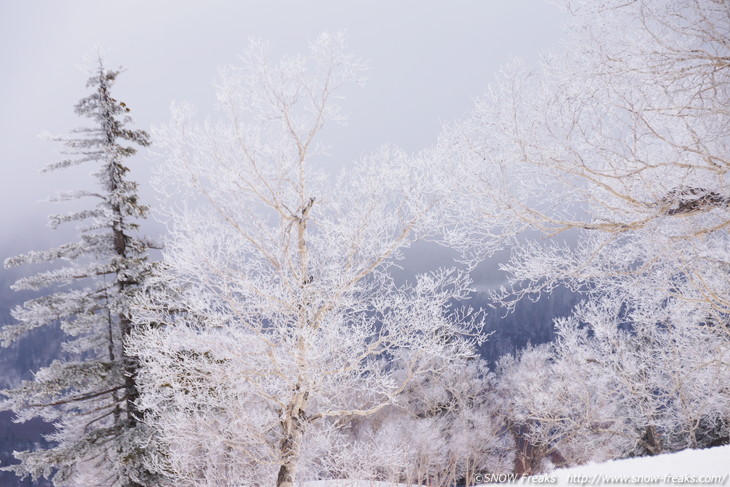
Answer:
0;58;158;487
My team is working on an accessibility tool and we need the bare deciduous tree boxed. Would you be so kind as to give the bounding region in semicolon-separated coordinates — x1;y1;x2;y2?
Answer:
128;33;485;487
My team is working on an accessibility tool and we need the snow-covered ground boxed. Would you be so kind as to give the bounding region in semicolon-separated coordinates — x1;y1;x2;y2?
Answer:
305;445;730;486
545;445;730;487
476;445;730;486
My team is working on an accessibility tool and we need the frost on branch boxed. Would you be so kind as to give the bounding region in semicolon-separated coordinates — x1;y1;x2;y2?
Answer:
441;0;730;469
128;33;489;487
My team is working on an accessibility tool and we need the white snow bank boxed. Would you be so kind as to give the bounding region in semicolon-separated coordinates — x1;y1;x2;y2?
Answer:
546;445;730;486
304;445;730;486
472;445;730;486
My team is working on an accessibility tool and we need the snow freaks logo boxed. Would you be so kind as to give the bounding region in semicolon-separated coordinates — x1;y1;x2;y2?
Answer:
473;473;557;484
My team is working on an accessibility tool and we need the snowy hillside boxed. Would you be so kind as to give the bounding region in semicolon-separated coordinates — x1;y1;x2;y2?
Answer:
547;445;730;486
304;445;729;486
474;446;730;486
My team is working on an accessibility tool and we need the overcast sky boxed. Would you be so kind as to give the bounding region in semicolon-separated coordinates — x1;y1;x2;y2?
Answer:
0;1;566;266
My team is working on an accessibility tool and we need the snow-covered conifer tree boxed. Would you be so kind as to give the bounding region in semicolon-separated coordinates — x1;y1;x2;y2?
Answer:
0;58;157;487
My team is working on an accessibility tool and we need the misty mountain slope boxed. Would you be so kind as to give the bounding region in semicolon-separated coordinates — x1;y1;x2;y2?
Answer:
0;266;65;390
0;265;61;487
0;411;54;487
472;286;583;366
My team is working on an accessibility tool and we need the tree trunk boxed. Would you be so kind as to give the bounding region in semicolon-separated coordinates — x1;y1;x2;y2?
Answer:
640;425;662;456
275;416;305;487
276;387;308;487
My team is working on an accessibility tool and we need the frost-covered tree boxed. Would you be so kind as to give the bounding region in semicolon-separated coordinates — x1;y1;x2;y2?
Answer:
447;0;730;313
0;58;157;487
435;0;730;467
496;340;636;472
553;298;730;455
331;356;514;486
495;297;730;471
128;33;486;487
